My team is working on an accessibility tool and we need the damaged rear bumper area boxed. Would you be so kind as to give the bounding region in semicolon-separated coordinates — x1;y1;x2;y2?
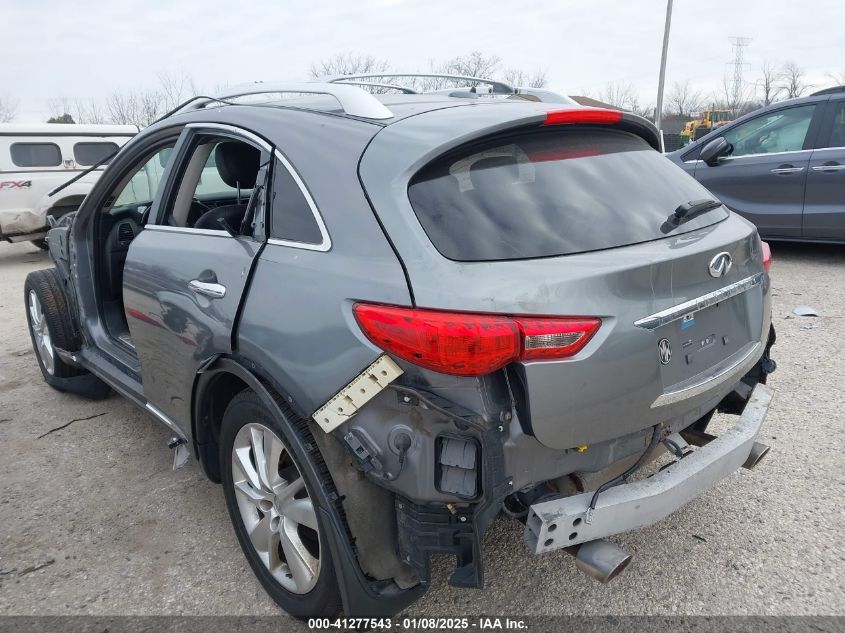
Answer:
525;383;773;556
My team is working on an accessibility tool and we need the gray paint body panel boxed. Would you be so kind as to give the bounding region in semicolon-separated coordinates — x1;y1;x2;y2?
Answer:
234;110;413;416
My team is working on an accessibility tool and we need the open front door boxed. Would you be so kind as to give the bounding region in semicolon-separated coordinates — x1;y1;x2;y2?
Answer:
122;124;270;433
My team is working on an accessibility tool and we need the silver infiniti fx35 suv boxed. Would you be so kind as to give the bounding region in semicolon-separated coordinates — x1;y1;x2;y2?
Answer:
24;78;776;618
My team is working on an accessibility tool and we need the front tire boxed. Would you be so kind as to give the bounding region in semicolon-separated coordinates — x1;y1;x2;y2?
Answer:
25;268;85;380
220;390;342;619
24;268;110;399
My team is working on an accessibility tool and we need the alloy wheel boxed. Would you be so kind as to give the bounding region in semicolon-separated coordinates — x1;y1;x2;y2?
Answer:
28;290;55;375
231;422;321;594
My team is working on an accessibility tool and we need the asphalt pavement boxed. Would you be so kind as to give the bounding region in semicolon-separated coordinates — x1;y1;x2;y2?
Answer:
0;240;843;619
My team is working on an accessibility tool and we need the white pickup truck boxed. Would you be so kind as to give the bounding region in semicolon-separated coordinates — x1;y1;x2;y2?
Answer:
0;124;137;247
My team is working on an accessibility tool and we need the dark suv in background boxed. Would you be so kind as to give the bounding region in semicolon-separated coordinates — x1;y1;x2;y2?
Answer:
26;76;776;619
667;86;845;243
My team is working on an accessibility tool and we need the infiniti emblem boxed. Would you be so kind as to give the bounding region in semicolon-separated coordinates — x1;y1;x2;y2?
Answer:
708;252;733;278
657;338;672;365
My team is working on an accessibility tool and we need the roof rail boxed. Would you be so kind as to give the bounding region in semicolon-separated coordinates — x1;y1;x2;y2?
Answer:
195;82;395;120
329;73;516;95
328;80;419;95
329;74;575;104
810;85;845;96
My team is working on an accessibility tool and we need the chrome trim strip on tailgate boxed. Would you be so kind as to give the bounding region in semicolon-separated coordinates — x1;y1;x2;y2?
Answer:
634;273;764;330
524;383;773;554
651;341;761;408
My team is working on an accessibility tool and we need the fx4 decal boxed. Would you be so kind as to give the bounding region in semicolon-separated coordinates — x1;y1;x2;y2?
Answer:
0;180;32;189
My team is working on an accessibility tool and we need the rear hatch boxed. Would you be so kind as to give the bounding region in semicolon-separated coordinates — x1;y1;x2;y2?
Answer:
359;104;771;449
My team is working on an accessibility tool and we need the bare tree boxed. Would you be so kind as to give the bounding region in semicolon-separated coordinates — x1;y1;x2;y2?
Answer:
73;99;108;124
757;61;782;106
502;67;548;89
594;81;640;111
825;70;845;87
48;97;75;122
665;81;704;117
158;71;200;112
105;89;164;127
632;102;656;120
440;51;501;79
0;96;18;122
779;62;809;99
717;72;753;118
308;53;391;80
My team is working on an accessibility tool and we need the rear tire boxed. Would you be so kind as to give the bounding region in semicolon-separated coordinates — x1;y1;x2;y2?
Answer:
220;390;342;619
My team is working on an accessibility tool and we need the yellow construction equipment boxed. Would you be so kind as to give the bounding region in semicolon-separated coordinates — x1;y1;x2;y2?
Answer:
680;110;732;144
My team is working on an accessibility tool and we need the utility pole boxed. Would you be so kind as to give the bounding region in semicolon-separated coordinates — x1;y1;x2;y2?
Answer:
654;0;673;137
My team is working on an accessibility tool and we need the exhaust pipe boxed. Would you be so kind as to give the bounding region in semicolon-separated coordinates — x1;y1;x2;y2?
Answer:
565;539;632;584
742;441;770;470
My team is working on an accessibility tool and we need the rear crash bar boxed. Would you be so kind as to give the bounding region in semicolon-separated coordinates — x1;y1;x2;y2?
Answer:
524;383;773;554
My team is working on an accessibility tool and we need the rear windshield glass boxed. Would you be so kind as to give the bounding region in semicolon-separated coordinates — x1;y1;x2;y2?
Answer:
408;129;729;261
10;142;62;167
73;142;119;166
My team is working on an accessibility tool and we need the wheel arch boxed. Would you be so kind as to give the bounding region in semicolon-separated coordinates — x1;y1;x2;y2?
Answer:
190;353;426;616
191;354;307;483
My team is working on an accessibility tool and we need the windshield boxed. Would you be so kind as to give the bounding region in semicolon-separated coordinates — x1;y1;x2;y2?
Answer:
407;128;729;262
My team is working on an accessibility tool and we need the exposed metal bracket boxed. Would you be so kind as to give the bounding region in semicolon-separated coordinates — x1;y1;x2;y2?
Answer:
313;355;404;433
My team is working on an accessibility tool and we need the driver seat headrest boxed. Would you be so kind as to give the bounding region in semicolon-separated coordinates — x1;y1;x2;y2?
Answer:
215;142;260;189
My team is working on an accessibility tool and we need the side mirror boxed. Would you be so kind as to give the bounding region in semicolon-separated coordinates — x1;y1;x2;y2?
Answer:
700;137;731;166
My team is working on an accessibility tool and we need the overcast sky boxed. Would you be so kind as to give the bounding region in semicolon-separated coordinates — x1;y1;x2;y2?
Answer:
4;0;844;122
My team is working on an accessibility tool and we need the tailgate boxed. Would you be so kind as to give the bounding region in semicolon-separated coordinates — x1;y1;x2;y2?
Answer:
358;105;771;450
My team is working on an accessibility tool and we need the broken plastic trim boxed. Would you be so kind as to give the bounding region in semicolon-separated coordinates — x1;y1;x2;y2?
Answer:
312;355;403;433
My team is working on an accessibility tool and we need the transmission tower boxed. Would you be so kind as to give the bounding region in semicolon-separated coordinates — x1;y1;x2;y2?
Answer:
727;36;752;111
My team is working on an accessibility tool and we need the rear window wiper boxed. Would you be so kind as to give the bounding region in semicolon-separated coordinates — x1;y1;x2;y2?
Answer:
661;199;723;234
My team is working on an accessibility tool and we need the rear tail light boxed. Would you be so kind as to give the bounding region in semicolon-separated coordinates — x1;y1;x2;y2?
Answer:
761;240;772;272
353;303;601;377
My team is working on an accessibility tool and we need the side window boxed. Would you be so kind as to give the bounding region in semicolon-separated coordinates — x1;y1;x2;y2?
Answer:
269;158;323;245
821;101;845;149
10;142;62;167
723;105;815;157
108;144;176;209
73;142;120;166
164;137;264;234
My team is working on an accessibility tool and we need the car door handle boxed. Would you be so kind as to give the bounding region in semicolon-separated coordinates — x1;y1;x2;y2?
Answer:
188;279;226;299
770;165;804;174
811;162;845;172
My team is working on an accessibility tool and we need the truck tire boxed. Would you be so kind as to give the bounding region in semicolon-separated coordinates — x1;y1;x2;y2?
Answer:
30;238;49;250
24;268;110;398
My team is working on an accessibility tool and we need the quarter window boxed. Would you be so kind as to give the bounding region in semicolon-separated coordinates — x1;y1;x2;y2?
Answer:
270;158;323;245
73;142;120;166
723;105;815;157
10;142;62;167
